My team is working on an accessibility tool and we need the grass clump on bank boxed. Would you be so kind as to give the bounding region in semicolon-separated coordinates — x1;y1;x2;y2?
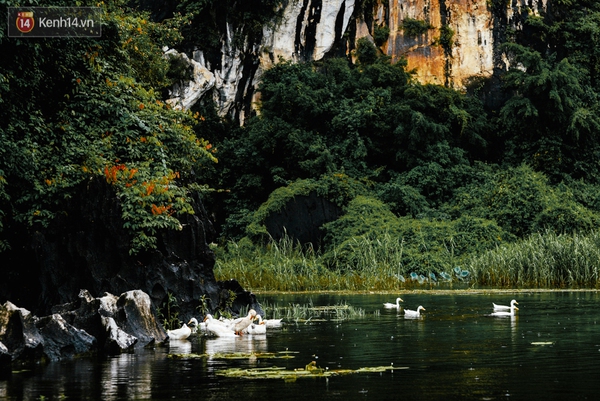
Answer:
213;233;468;292
213;235;409;292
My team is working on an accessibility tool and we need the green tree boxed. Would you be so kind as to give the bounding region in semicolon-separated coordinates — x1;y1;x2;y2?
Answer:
498;43;600;181
0;0;216;254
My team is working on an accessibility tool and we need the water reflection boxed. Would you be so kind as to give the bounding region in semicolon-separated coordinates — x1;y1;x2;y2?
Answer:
204;335;268;357
2;292;600;400
168;339;192;355
100;353;157;400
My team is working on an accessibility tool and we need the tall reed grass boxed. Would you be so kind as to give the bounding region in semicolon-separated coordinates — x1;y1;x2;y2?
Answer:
214;231;600;291
260;299;366;321
469;230;600;288
214;234;455;292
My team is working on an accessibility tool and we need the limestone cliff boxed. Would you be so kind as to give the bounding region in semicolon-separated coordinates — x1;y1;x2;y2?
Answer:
172;0;548;119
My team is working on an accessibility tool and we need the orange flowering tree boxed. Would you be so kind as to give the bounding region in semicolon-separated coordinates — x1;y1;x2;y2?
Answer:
0;0;217;254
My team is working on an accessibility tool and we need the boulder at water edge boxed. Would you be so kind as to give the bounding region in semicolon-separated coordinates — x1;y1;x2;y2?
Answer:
0;289;168;368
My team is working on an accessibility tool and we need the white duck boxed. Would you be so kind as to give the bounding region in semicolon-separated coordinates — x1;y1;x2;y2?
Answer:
203;314;238;337
167;323;192;340
493;299;518;311
404;306;426;318
491;302;519;317
383;297;403;309
232;309;257;336
187;317;199;334
244;318;267;335
255;314;283;328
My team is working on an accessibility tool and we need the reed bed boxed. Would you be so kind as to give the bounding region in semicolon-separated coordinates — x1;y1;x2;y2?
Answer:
215;231;600;291
469;231;600;288
260;299;367;321
213;235;414;292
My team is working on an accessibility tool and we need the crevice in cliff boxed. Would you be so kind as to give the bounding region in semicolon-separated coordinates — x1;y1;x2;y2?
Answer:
324;0;353;59
295;0;310;58
439;0;452;87
486;0;511;111
295;0;323;60
334;0;346;45
236;47;261;122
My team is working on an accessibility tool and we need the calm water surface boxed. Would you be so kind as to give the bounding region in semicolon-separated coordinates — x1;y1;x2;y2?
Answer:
2;291;600;400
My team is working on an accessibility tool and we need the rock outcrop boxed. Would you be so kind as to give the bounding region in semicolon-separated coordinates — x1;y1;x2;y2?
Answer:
0;289;170;367
165;48;216;111
263;193;343;250
0;178;262;322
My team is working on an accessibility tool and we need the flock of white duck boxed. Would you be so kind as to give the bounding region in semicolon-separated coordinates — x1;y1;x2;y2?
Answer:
167;297;520;340
166;308;284;340
383;297;519;318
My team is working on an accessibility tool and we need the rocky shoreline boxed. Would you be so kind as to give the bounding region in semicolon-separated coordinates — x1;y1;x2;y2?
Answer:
0;286;262;371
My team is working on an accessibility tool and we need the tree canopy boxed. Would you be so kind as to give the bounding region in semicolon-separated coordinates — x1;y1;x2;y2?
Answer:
0;0;216;253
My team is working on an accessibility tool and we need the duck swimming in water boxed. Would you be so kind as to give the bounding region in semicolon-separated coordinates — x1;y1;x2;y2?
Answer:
491;302;519;317
493;299;518;311
404;306;426;318
383;297;403;309
167;323;192;340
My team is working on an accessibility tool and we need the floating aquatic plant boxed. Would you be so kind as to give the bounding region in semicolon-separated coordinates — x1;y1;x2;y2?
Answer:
168;351;297;360
216;362;407;380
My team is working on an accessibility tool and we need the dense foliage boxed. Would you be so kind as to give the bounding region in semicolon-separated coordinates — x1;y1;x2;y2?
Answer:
0;0;216;254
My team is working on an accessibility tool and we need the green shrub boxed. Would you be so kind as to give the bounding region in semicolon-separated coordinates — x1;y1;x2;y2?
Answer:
401;18;432;37
0;3;216;255
373;24;391;46
376;182;431;217
356;37;378;65
321;196;511;275
449;164;600;238
436;24;455;49
245;174;371;242
533;202;600;234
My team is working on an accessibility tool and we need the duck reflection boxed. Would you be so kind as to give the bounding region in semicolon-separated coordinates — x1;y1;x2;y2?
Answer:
511;315;518;341
168;339;192;355
204;335;268;357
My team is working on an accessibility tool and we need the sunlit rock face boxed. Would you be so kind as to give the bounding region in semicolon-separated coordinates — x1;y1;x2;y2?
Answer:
191;0;357;120
380;0;494;88
381;0;547;89
165;48;215;111
183;0;548;118
261;0;356;66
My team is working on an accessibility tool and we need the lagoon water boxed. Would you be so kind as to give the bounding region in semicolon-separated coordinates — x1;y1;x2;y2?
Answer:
2;291;600;400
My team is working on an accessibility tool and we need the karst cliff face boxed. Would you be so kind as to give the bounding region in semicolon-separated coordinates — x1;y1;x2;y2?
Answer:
172;0;547;119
